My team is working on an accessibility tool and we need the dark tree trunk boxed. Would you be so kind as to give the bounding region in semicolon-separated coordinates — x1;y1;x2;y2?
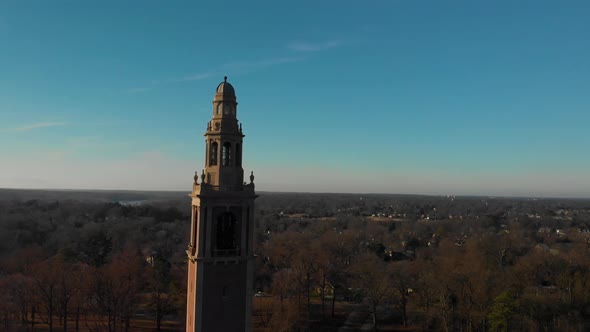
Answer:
157;314;162;332
49;296;53;332
306;272;311;320
108;309;114;332
21;304;27;324
320;280;326;318
331;289;336;317
401;296;407;326
31;305;35;331
370;301;379;332
63;303;67;332
155;291;163;332
297;289;301;322
75;305;79;332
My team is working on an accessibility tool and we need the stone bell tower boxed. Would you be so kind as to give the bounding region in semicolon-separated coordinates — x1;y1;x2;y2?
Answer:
186;77;257;332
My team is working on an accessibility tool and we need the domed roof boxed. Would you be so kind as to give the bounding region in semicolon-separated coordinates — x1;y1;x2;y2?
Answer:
216;76;235;96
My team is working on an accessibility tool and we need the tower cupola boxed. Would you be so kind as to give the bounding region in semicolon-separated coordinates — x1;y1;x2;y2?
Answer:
203;77;245;187
211;76;238;120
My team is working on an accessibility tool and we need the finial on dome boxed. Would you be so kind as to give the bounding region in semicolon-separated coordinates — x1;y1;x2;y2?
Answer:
224;76;227;83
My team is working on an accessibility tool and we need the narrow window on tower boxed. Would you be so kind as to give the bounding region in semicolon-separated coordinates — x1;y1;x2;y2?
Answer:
216;211;237;256
202;207;207;254
205;140;209;166
245;206;249;253
235;143;241;167
210;142;218;166
222;142;231;166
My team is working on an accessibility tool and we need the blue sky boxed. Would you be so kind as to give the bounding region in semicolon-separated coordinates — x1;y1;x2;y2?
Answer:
1;1;589;197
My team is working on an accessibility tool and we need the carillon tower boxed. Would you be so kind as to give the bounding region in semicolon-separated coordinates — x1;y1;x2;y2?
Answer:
186;77;257;332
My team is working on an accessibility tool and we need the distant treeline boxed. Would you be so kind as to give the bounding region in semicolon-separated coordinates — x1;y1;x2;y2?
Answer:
1;189;590;331
0;191;189;332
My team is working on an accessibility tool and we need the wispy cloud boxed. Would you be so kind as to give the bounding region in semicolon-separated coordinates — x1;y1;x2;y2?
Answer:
125;72;214;93
125;34;349;93
172;72;215;83
125;55;306;93
287;40;342;52
13;122;67;132
174;57;305;82
125;39;333;93
222;56;306;71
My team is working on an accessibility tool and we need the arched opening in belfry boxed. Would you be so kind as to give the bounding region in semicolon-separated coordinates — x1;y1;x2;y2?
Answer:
209;142;218;166
222;142;231;166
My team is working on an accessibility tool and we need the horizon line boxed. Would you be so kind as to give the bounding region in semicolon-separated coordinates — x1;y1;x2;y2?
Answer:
1;187;588;200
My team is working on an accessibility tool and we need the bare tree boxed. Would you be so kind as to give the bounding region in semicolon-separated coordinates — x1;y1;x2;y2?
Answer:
350;253;394;331
87;247;143;332
32;256;61;332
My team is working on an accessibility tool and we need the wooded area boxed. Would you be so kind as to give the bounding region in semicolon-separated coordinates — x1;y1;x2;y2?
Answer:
1;189;590;331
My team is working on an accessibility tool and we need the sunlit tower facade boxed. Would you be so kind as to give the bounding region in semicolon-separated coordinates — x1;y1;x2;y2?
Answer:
186;77;257;332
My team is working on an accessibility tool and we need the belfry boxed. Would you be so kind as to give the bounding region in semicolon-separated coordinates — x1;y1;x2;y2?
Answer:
186;77;257;332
